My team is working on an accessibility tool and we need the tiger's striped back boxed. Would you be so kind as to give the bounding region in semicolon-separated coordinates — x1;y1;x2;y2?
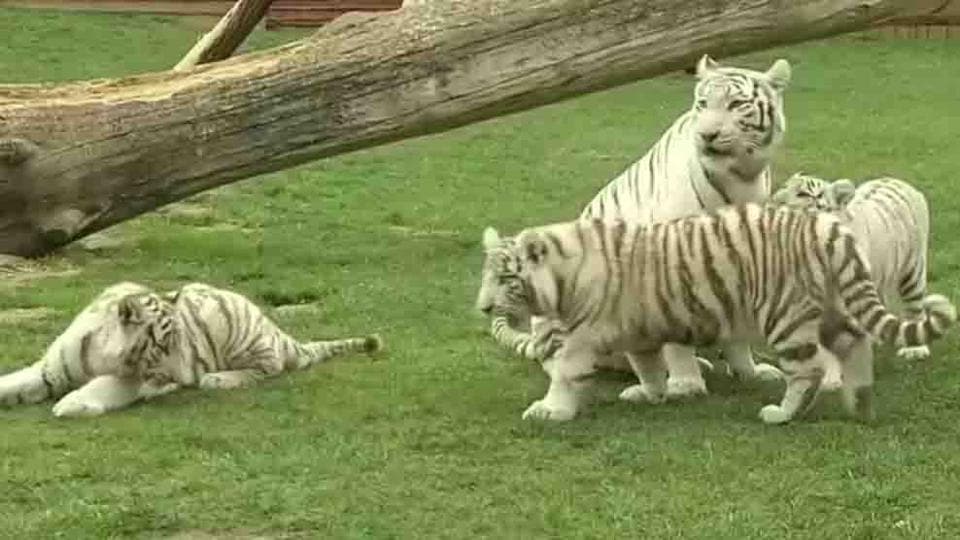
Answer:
479;205;955;423
482;204;954;356
154;283;381;386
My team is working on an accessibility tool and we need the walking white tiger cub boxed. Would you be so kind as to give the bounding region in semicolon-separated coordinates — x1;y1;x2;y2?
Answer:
0;282;381;417
475;204;956;424
488;54;792;398
773;173;931;359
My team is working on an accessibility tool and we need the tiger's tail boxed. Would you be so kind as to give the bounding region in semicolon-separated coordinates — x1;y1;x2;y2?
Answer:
297;334;382;368
834;239;956;349
489;315;564;363
0;362;62;406
849;291;957;350
491;316;545;362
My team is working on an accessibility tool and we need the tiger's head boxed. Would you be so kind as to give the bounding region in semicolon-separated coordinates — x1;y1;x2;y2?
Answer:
476;226;565;322
772;172;856;211
88;290;177;378
692;54;791;174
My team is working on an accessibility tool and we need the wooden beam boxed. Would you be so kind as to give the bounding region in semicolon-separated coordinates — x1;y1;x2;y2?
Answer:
0;0;951;256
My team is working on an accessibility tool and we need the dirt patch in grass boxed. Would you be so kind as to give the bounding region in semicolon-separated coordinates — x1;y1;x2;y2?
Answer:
0;307;58;324
0;257;80;286
157;530;311;540
387;225;460;238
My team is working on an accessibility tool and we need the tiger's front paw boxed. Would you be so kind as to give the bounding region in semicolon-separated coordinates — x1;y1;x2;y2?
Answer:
521;399;576;422
52;392;107;418
759;404;792;425
618;384;666;404
897;346;930;361
666;376;707;400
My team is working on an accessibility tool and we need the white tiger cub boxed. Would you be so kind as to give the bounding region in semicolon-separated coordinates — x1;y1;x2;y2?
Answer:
489;54;792;397
773;173;931;360
476;205;956;423
0;282;381;417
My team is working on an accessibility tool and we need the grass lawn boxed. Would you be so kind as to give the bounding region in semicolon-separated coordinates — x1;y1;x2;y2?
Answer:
3;9;960;539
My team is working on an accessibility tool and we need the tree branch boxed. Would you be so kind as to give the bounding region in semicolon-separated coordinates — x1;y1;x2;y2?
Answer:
0;0;949;256
174;0;275;70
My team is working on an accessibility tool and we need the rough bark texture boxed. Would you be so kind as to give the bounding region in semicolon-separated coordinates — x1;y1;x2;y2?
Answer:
0;0;951;256
174;0;275;71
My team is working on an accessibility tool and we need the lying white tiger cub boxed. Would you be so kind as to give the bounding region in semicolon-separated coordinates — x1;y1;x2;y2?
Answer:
773;173;931;360
0;282;381;417
476;204;955;424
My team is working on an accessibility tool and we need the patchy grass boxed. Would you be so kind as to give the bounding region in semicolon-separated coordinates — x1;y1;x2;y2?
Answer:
3;10;960;538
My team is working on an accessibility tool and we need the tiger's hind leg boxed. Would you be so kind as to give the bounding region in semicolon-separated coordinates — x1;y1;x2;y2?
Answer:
758;342;829;425
662;344;708;399
199;341;283;390
199;369;273;390
838;336;876;422
619;351;668;405
897;264;930;360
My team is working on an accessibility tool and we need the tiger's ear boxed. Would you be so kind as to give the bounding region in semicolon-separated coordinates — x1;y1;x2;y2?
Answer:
118;297;138;325
118;296;144;325
765;59;791;91
830;179;856;207
695;54;719;79
482;227;501;250
520;232;549;266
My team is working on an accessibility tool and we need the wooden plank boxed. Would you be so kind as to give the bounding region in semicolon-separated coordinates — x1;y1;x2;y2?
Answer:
266;0;400;28
0;0;234;15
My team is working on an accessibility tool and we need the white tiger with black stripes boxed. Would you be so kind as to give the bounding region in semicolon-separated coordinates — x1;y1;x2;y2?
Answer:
476;205;956;423
489;54;792;398
773;172;932;360
0;282;381;417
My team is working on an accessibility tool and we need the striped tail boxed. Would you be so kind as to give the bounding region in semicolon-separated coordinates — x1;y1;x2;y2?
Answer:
298;334;382;368
489;316;562;363
844;283;956;349
0;363;62;406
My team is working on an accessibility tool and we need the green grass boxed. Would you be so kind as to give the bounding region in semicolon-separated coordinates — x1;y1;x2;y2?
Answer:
3;9;960;538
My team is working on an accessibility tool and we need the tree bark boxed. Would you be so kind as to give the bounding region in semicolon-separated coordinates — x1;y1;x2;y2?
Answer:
174;0;275;71
0;0;950;256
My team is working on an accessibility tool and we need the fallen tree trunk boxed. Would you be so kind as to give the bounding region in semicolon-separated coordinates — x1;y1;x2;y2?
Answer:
174;0;275;71
0;0;949;256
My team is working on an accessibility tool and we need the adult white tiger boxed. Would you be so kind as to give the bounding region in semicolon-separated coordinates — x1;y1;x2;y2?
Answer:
488;54;792;398
0;282;381;417
476;205;956;423
773;172;932;360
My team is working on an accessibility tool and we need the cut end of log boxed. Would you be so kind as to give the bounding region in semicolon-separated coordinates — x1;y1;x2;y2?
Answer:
0;138;39;166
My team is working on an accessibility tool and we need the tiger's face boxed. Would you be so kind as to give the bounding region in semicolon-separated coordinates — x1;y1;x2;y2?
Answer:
88;292;176;377
476;227;533;322
477;226;566;322
692;55;791;165
772;173;856;211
